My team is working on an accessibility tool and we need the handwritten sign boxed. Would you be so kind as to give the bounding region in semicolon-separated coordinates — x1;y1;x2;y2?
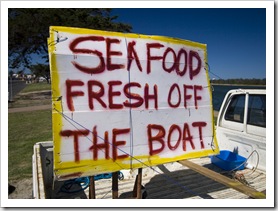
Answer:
48;26;219;180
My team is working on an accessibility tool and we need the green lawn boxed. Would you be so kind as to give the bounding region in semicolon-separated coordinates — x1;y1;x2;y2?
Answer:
21;82;51;93
8;110;52;180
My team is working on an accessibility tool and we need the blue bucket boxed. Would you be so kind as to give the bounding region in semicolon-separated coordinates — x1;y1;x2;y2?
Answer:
211;150;247;171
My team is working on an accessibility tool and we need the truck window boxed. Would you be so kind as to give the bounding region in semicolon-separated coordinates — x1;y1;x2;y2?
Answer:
224;94;245;123
247;95;266;128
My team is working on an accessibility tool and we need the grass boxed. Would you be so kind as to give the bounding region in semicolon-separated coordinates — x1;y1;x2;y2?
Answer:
8;82;52;181
21;82;51;93
8;110;52;180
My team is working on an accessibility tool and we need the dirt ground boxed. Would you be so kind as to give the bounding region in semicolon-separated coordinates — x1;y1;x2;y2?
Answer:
8;178;33;199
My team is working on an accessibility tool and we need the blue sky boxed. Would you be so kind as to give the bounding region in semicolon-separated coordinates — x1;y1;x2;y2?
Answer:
111;8;266;80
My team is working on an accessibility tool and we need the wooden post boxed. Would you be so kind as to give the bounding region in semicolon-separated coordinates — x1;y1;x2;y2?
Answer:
112;172;118;199
132;168;142;199
132;174;138;198
89;176;96;199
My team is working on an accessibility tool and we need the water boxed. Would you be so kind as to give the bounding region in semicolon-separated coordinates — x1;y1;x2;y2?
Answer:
211;84;266;111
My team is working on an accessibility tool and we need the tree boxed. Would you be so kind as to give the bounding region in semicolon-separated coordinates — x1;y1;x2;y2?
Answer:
29;64;51;83
8;8;132;71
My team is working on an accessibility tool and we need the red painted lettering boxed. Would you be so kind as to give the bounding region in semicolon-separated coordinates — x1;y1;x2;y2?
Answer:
168;83;181;108
88;80;107;110
66;79;84;111
194;85;203;109
69;37;203;80
123;82;144;108
147;122;206;155
89;126;109;160
147;43;164;74
192;121;207;149
147;124;165;156
60;129;90;163
162;47;176;73
183;85;193;109
112;128;130;161
182;123;195;151
127;41;142;72
167;124;182;150
176;49;188;76
108;81;123;109
106;38;125;71
69;36;105;74
144;84;158;109
189;50;202;80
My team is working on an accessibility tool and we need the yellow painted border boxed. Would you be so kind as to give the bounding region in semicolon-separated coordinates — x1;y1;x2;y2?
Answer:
49;26;218;179
50;26;206;50
55;149;217;179
48;28;63;168
203;47;220;153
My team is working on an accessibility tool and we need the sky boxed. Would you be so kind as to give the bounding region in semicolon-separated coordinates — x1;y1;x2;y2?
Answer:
111;8;266;80
5;6;268;80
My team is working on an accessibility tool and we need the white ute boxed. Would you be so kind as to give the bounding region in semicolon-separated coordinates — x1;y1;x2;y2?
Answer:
216;89;266;171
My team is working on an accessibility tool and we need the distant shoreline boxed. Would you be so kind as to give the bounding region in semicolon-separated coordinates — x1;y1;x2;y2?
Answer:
211;83;266;87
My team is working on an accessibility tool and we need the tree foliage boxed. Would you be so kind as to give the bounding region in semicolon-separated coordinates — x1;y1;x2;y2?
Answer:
29;64;51;83
8;8;132;70
211;78;266;85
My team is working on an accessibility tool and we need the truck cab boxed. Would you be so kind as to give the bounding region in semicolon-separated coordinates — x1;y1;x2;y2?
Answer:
216;89;266;171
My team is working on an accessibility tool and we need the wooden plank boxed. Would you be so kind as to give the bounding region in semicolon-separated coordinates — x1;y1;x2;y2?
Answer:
178;159;266;199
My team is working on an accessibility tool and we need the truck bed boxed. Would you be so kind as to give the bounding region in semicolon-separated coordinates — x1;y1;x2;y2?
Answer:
86;158;265;199
33;142;266;199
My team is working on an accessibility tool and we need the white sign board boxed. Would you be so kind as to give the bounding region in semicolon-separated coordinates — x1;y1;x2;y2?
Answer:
48;26;219;180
